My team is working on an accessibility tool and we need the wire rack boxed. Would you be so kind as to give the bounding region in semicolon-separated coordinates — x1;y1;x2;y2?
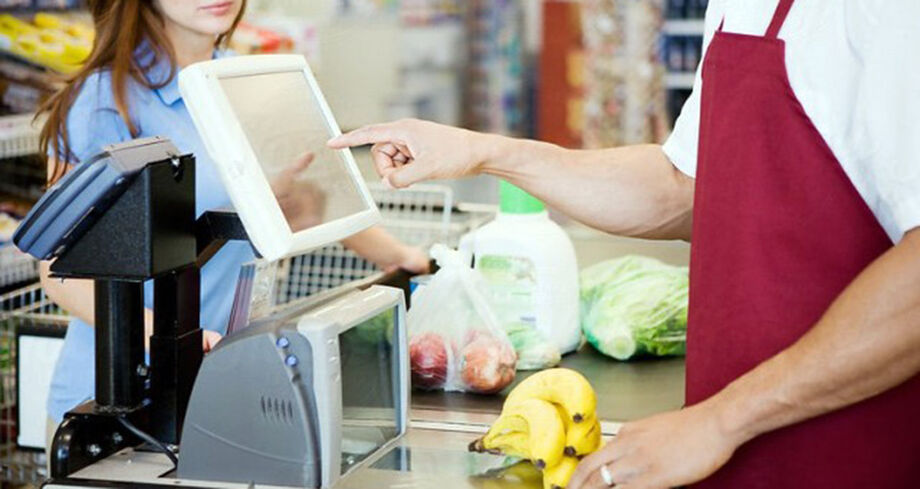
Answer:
0;183;495;485
0;114;40;161
0;245;39;292
274;183;493;304
0;283;65;486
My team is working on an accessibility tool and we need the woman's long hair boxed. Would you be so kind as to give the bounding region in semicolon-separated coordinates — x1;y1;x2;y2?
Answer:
38;0;245;184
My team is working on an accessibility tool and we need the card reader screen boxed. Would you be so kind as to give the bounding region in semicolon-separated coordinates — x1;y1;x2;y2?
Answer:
218;70;370;234
338;307;400;474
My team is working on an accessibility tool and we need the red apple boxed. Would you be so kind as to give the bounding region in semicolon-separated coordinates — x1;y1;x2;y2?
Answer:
409;332;449;390
460;336;517;394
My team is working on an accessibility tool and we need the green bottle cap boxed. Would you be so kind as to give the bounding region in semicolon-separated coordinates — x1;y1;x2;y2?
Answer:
499;180;545;214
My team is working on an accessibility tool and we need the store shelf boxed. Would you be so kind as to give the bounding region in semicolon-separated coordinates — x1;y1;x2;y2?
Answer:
665;71;695;90
0;114;40;159
0;245;38;290
663;18;705;36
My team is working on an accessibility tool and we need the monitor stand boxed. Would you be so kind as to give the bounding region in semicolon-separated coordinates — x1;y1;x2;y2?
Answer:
47;153;251;479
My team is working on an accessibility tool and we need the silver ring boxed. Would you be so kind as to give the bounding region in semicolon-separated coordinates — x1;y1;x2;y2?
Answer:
599;464;615;487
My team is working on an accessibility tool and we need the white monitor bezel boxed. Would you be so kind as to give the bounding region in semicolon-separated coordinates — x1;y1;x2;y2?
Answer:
178;54;380;261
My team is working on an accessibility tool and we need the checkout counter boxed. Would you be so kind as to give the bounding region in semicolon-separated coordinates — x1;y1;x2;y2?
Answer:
14;53;688;489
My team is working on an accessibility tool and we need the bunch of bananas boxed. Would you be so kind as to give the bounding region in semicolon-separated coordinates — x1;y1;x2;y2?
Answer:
470;369;602;489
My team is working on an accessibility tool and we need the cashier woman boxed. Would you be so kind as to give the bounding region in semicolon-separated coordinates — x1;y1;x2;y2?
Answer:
36;0;428;446
330;1;920;488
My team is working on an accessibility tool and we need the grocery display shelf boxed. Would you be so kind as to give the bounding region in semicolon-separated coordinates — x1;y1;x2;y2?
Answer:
663;18;705;36
0;113;40;159
665;71;695;90
0;245;38;291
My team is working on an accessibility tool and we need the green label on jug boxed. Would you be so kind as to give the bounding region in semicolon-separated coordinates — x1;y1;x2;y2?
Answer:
477;254;537;326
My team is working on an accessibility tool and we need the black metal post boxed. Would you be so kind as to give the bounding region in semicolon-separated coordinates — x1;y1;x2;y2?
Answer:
94;280;146;410
150;265;202;444
45;140;204;478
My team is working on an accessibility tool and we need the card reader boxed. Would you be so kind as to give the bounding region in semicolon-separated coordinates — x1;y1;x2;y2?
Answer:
13;137;184;260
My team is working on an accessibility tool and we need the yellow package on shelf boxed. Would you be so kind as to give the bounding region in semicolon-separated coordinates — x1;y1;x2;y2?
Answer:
0;12;93;74
35;12;93;42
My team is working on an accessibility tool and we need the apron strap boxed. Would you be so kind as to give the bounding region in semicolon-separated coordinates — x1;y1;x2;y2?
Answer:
765;0;795;39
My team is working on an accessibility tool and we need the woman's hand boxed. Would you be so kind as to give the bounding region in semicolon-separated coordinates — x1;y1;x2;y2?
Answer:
328;119;494;188
270;152;327;231
202;330;222;353
568;403;742;489
387;246;430;274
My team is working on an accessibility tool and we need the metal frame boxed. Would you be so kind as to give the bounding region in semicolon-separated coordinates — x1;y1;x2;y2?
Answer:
0;283;67;485
275;184;493;306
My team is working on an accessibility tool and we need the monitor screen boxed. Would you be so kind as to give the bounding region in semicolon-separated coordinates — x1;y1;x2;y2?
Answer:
338;307;401;474
218;71;370;234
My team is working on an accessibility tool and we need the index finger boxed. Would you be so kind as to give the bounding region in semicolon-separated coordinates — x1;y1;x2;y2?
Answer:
327;122;406;149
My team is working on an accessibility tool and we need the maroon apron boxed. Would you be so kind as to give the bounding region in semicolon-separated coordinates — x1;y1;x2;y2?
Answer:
687;0;920;487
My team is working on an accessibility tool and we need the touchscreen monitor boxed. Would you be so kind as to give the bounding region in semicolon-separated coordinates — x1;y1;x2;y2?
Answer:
179;55;379;260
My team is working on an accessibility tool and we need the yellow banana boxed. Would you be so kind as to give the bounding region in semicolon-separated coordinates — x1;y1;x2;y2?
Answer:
565;416;602;457
484;413;529;443
501;399;566;470
484;431;531;459
505;369;597;424
543;456;579;489
501;461;543;484
471;414;530;457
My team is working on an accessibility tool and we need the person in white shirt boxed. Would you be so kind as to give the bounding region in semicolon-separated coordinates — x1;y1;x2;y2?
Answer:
329;1;920;487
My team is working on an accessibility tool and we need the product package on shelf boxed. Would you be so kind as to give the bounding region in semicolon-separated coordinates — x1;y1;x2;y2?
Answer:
229;21;295;54
464;0;526;136
665;0;708;19
581;0;669;147
400;0;463;25
408;244;517;394
0;12;92;75
661;0;705;122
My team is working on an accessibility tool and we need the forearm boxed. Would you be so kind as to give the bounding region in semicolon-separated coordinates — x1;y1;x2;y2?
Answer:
477;136;695;240
709;228;920;445
342;226;414;269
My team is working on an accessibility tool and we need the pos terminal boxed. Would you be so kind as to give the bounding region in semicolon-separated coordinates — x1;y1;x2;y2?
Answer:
14;54;410;489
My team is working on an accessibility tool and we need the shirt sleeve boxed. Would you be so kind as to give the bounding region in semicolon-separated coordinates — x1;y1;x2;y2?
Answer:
661;0;726;178
63;72;133;165
852;2;920;241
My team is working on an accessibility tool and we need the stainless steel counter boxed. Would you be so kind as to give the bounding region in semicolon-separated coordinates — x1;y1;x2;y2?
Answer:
411;346;685;424
342;428;577;489
341;422;619;489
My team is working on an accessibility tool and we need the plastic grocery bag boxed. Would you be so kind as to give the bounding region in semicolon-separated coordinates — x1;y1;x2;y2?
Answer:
408;244;517;393
580;255;688;361
503;322;561;371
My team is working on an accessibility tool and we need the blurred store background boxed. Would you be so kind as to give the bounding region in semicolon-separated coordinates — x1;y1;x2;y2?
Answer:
0;0;705;236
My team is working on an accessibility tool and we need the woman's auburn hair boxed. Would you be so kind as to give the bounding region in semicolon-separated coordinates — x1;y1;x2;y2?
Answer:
37;0;246;184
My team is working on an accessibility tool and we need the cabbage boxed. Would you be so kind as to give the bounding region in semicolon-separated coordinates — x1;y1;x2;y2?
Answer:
580;255;688;360
504;322;561;370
